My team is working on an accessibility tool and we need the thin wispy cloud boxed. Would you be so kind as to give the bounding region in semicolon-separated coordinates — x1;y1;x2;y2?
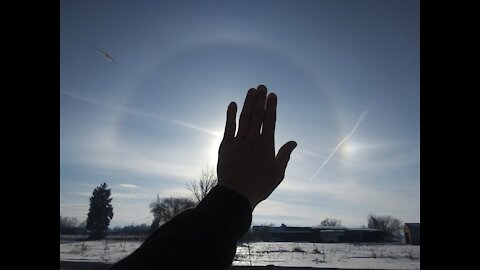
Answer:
360;148;419;172
61;130;202;181
295;148;329;159
60;203;88;218
107;201;153;226
309;102;374;181
254;199;337;226
112;192;141;199
61;91;221;137
74;192;94;197
269;178;419;226
72;191;142;200
68;149;199;180
119;184;138;188
60;203;88;210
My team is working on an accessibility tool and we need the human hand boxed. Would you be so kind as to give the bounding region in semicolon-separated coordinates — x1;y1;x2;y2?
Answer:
217;85;297;210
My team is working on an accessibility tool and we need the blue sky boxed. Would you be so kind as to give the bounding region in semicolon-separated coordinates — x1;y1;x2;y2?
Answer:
60;0;419;228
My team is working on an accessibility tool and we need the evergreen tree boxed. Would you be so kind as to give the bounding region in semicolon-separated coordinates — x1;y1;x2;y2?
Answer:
86;182;114;239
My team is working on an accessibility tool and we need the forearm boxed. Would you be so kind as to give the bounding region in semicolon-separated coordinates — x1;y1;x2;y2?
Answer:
108;185;252;270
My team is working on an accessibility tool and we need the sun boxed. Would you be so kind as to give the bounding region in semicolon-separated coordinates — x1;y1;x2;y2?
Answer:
339;142;355;157
207;132;224;167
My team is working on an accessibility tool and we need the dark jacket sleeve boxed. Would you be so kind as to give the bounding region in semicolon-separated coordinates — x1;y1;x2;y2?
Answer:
107;186;252;270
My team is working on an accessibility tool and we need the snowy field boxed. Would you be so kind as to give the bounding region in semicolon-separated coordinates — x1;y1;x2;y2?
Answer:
60;240;420;269
234;242;419;269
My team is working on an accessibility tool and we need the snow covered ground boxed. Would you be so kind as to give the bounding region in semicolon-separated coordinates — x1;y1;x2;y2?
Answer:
60;240;420;269
234;242;419;269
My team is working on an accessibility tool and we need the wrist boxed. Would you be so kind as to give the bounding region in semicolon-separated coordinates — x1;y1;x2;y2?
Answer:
216;183;258;211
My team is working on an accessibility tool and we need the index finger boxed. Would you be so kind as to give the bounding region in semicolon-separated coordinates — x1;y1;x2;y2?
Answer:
223;102;237;142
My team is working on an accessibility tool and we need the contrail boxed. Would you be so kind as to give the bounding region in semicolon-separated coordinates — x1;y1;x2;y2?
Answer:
309;102;374;181
61;91;221;137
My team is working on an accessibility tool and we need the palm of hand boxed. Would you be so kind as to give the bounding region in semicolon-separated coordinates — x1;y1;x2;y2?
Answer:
217;85;296;209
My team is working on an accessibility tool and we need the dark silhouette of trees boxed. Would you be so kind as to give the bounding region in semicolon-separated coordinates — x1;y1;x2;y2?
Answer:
186;168;217;203
149;195;196;232
319;218;343;227
86;183;114;239
60;215;87;234
367;213;403;241
60;215;79;228
109;224;150;236
149;167;216;234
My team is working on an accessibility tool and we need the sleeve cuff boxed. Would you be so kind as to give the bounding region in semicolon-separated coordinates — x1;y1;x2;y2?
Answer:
197;185;252;239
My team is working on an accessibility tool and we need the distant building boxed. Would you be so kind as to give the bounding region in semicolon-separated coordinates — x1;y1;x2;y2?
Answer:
316;228;345;243
404;223;420;245
253;224;384;243
344;228;385;243
271;225;313;242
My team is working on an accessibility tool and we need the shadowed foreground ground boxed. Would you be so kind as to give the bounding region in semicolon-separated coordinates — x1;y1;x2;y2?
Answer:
59;260;404;270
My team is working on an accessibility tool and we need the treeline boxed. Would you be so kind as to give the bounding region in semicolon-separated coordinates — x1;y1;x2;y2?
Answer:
61;168;406;242
60;169;218;238
109;224;150;235
60;214;152;236
60;216;87;234
238;215;405;243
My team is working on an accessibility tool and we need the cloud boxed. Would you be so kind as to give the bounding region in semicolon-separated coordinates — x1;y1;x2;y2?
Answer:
69;190;144;200
61;133;202;181
119;184;138;188
60;203;89;219
360;148;419;172
106;201;153;227
73;192;92;197
268;175;419;225
61;90;221;137
112;192;141;199
294;148;329;159
252;214;311;226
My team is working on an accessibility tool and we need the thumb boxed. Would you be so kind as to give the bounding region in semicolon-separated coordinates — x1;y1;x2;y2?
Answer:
276;141;297;175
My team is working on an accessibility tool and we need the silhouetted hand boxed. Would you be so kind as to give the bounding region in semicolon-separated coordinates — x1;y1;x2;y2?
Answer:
217;85;297;210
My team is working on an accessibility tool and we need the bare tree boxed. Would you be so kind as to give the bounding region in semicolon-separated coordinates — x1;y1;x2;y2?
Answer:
60;215;80;228
186;168;218;203
367;213;403;241
60;215;86;234
149;195;196;231
319;218;343;227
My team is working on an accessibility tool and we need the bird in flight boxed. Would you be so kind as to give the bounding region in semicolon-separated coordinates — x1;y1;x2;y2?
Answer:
95;47;116;64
